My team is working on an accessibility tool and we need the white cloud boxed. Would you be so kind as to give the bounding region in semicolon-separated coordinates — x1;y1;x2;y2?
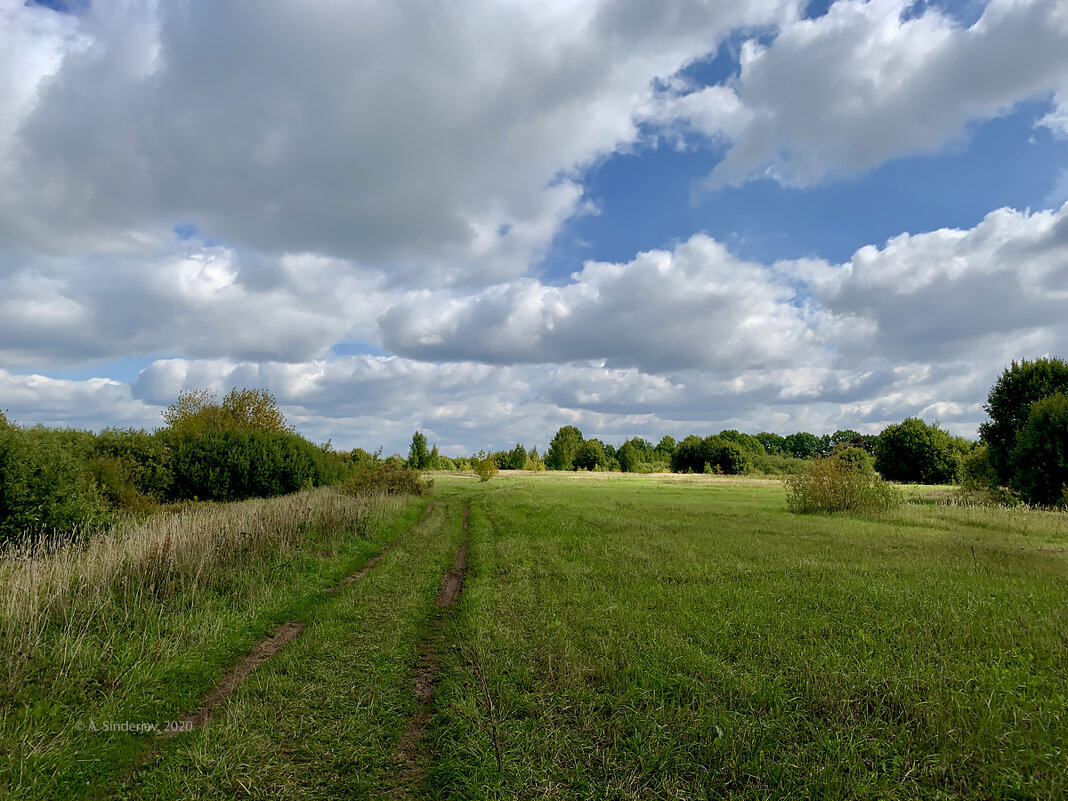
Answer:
378;234;844;373
0;0;796;284
653;0;1068;188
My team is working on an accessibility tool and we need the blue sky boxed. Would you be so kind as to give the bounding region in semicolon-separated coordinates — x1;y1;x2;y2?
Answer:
2;0;1067;454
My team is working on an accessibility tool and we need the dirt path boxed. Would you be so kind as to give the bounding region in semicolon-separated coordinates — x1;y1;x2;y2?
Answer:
174;501;436;733
389;502;470;798
108;501;437;798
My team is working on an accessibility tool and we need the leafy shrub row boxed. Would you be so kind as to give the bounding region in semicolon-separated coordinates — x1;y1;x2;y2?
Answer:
0;423;355;543
339;463;433;496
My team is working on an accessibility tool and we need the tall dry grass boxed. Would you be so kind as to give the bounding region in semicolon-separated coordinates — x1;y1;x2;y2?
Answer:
0;486;407;690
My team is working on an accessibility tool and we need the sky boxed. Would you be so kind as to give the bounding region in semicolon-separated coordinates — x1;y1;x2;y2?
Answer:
1;0;1067;456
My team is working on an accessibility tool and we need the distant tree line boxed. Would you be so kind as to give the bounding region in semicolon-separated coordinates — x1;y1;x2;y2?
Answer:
398;357;1068;508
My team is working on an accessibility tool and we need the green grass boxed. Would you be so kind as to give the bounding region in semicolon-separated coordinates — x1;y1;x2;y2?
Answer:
6;473;1067;799
0;488;425;800
425;474;1067;799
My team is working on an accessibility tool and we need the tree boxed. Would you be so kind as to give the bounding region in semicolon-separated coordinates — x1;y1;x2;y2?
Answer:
545;425;583;470
524;446;546;471
783;432;820;459
702;436;751;475
572;440;607;471
221;388;291;433
408;431;430;469
874;418;963;484
829;429;863;451
506;443;527;470
162;388;291;434
617;440;640;472
755;432;786;455
979;358;1068;485
717;430;764;456
671;435;704;472
654;436;677;459
1009;393;1068;506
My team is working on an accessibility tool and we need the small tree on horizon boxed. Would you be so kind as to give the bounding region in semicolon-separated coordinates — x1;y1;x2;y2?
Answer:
408;431;431;469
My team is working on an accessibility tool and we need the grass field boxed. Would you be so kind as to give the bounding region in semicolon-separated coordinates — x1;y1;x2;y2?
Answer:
4;473;1067;799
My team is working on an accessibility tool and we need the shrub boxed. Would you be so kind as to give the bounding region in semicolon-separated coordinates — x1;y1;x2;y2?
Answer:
833;446;875;475
340;463;433;496
751;453;810;475
785;457;903;515
875;418;964;484
0;427;110;542
473;456;499;482
1009;393;1068;507
92;428;174;502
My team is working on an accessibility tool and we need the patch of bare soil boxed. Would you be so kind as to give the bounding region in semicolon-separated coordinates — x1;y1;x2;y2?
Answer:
389;502;470;798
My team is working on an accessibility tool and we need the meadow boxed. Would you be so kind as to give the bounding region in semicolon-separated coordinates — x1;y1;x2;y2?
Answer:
2;472;1066;799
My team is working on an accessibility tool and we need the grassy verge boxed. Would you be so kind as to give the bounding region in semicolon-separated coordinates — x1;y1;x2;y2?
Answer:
0;487;424;801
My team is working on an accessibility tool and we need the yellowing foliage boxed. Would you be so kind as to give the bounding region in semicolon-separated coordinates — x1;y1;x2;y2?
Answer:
162;388;292;435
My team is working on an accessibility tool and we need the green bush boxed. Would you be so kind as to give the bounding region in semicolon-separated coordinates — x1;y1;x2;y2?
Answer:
785;457;902;515
874;418;965;484
751;453;811;475
162;429;343;502
672;435;751;474
473;456;499;482
833;446;875;475
92;428;173;503
0;427;110;542
1009;393;1068;507
340;463;433;496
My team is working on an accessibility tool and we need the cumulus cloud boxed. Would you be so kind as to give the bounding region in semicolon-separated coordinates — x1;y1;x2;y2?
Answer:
653;0;1068;188
379;234;847;372
810;203;1068;362
0;0;797;284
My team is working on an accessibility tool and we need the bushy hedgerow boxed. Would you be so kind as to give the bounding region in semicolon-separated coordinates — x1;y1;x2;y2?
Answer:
785;456;902;515
161;429;345;502
0;426;110;542
750;453;811;476
340;462;433;496
672;435;752;475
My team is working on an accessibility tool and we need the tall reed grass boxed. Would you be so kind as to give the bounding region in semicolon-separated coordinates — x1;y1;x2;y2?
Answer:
0;487;406;692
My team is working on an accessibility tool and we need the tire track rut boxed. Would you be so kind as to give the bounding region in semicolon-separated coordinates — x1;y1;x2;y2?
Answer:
109;501;436;798
389;501;470;798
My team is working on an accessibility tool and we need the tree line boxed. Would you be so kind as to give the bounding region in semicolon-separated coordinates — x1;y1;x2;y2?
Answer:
398;357;1068;507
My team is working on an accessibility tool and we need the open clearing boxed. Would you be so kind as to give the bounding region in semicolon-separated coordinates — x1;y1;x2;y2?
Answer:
5;474;1067;799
